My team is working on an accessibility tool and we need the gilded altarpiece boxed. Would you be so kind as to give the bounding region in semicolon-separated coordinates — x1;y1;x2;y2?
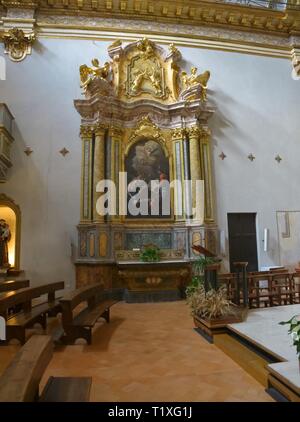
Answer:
74;38;218;297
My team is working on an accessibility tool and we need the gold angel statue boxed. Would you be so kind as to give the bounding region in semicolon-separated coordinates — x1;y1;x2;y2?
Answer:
79;58;110;91
181;67;210;101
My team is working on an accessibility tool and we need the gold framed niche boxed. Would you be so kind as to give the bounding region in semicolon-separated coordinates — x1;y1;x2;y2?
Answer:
122;128;175;224
0;194;21;270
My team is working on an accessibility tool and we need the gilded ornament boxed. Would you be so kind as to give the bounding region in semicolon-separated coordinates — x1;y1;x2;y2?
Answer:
127;38;165;98
129;116;162;143
187;126;201;138
2;28;35;62
171;128;185;140
79;58;110;92
181;67;210;101
80;125;94;138
108;39;122;50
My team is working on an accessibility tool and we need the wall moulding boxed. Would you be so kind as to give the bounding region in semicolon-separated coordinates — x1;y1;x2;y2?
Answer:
1;3;300;62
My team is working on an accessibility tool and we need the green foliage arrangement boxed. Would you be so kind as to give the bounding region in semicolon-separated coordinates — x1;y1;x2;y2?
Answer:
192;256;218;276
279;315;300;358
139;245;161;263
185;255;219;297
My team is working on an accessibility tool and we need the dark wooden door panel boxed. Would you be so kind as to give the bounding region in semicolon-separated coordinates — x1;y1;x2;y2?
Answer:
228;213;258;272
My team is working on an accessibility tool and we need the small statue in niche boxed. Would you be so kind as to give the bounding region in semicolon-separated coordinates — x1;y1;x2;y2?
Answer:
0;219;11;268
181;67;210;101
79;59;110;91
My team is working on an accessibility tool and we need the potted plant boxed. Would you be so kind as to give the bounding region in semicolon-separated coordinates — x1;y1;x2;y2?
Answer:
279;314;300;367
186;255;244;338
139;245;161;263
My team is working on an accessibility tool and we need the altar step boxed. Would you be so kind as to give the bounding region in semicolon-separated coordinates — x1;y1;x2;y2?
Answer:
213;333;275;388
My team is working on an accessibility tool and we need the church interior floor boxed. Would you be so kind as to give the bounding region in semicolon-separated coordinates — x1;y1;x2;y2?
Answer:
0;301;273;402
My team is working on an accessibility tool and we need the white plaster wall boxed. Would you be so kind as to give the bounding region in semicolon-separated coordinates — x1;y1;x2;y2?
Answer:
0;38;299;284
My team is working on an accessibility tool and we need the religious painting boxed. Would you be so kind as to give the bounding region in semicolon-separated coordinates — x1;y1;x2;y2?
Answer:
125;138;171;219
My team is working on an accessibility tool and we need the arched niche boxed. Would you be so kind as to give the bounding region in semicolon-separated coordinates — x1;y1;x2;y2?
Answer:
0;194;21;270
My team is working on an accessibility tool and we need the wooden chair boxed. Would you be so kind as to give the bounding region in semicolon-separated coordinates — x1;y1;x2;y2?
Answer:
0;335;91;402
0;282;64;344
57;283;118;345
248;274;272;308
218;273;236;301
271;272;296;306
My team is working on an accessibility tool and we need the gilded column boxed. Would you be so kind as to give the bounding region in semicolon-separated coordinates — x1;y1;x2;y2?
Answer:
200;127;215;223
93;125;106;223
110;127;123;223
188;126;202;224
80;125;94;222
172;128;185;222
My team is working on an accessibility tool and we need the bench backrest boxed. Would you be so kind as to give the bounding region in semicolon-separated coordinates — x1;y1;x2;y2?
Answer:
0;281;64;317
0;279;30;293
0;335;53;402
59;284;104;327
60;283;103;311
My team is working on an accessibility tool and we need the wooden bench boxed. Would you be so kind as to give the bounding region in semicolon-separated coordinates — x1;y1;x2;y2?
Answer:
0;280;30;293
58;284;118;345
0;335;91;402
0;282;64;344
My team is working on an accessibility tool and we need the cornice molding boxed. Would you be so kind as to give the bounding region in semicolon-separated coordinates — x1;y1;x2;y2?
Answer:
17;1;300;34
0;1;300;66
1;1;300;35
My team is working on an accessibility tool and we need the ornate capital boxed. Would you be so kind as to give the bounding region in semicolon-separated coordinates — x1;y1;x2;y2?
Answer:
187;126;201;138
171;128;185;140
109;127;123;138
94;124;107;136
80;125;94;139
2;28;35;62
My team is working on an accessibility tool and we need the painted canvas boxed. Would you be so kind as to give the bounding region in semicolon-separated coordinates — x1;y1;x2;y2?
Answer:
125;138;170;218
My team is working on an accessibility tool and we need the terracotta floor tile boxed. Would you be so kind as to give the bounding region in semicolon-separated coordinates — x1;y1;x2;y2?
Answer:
0;301;273;402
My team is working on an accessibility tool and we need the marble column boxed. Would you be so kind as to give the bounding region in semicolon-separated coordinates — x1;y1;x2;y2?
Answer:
200;128;215;223
172;128;185;222
110;127;123;223
93;125;106;223
188;126;202;224
80;125;94;222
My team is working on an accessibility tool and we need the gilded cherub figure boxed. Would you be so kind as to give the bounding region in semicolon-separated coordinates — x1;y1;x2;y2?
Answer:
79;58;110;91
181;67;210;101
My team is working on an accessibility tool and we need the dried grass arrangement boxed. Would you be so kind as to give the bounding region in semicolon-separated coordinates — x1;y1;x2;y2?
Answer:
186;284;234;320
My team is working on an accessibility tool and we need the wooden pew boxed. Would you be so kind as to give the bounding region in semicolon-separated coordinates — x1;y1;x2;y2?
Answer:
0;280;30;293
0;282;64;344
58;284;117;345
0;335;92;402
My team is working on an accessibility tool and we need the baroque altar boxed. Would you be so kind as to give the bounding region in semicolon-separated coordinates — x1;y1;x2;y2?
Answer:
74;38;218;297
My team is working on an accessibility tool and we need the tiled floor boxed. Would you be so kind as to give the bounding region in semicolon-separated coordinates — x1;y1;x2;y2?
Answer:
0;301;273;402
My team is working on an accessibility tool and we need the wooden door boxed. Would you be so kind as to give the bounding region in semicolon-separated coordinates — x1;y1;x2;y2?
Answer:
228;213;258;272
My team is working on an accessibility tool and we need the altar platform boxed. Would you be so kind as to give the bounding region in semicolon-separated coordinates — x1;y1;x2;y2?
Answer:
117;259;191;303
218;305;300;402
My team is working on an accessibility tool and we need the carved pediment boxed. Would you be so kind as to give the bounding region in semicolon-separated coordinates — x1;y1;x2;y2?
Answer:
79;38;211;104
